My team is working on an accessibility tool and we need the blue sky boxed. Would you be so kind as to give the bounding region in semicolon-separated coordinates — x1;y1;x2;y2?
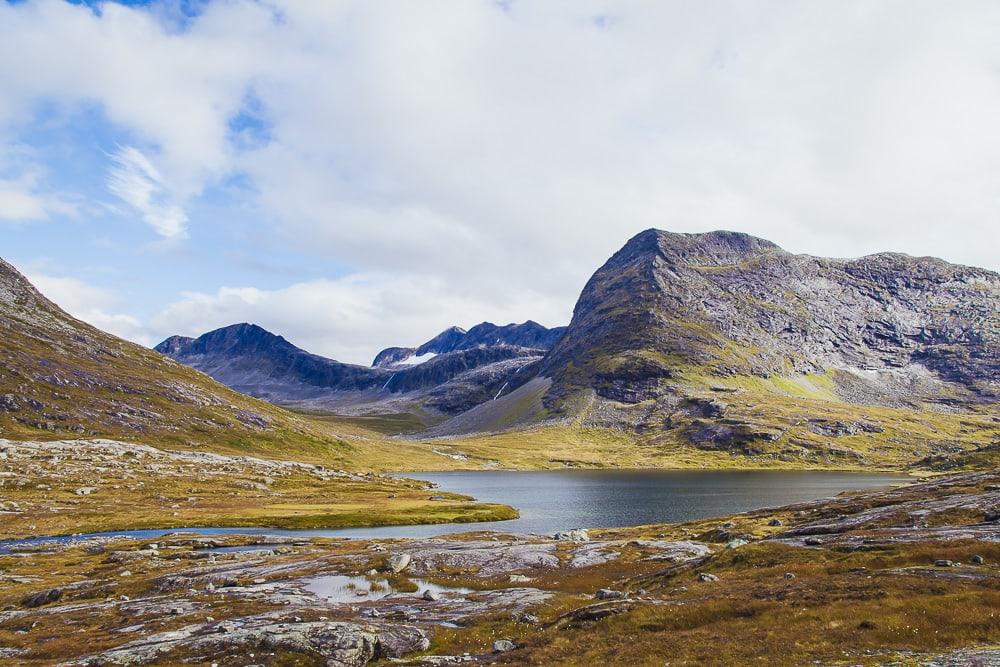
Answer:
3;0;1000;364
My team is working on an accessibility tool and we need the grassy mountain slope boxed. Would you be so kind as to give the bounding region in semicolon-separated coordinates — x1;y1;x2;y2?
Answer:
0;259;352;460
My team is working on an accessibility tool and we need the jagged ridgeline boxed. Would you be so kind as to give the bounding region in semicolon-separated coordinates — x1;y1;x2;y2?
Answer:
0;259;338;458
155;321;566;421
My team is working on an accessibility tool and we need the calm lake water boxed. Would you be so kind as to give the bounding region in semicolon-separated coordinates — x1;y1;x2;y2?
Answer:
0;470;910;551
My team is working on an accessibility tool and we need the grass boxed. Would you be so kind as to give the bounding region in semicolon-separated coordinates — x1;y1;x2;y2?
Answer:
486;541;1000;666
0;445;517;540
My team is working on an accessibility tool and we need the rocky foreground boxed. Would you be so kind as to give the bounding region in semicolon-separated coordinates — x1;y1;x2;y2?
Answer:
3;473;1000;665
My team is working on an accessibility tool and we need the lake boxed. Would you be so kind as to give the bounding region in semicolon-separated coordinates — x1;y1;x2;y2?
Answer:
0;469;910;551
370;469;910;538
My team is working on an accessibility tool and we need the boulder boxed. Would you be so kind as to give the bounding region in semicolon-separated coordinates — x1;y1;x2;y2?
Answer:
22;588;62;608
595;589;625;600
388;553;412;573
493;640;516;653
698;572;720;583
553;529;590;542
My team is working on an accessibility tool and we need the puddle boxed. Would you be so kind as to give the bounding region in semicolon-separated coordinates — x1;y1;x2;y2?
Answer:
200;545;278;554
303;574;473;604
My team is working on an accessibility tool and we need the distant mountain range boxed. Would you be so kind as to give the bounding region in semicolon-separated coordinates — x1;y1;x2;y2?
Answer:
155;321;565;419
155;229;1000;465
5;227;999;468
371;321;566;368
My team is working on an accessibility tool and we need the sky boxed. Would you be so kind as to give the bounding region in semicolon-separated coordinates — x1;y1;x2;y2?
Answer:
2;0;1000;365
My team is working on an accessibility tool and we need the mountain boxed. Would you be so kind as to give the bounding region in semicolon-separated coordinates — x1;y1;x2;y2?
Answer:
539;229;999;404
371;321;566;368
499;229;1000;464
150;230;1000;467
0;259;334;458
155;322;549;417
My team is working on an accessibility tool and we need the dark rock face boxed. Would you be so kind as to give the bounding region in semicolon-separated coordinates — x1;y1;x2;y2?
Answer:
538;229;1000;406
153;335;194;357
22;588;62;608
370;346;416;368
372;321;566;367
415;325;468;356
156;324;542;415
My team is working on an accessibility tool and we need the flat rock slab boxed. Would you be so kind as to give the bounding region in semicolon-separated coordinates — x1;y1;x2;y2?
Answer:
404;539;559;577
74;616;429;666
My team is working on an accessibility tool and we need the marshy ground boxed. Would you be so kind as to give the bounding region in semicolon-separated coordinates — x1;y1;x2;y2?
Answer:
3;471;1000;665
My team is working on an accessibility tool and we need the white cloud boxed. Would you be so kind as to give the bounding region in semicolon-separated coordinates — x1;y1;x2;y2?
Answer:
107;145;188;239
0;177;51;221
23;270;153;346
0;143;77;222
3;1;1000;360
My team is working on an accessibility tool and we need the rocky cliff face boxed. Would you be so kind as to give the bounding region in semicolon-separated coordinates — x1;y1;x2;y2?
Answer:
538;229;1000;408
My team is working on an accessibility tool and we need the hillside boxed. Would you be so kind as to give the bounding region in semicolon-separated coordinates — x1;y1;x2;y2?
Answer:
0;258;520;535
0;259;448;466
511;229;1000;468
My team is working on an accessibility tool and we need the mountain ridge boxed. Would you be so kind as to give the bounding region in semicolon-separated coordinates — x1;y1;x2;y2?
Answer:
371;321;566;368
155;321;559;417
119;228;1000;467
538;228;999;407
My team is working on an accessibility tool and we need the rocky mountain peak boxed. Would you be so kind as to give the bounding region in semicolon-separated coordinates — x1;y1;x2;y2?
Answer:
540;228;1000;409
0;259;61;320
616;229;783;267
153;335;195;357
415;326;469;356
157;323;301;359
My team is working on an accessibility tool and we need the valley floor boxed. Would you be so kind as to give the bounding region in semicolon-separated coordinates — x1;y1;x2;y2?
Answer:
0;438;515;541
3;469;1000;664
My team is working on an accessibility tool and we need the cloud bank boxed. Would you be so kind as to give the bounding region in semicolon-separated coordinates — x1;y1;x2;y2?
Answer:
3;1;1000;363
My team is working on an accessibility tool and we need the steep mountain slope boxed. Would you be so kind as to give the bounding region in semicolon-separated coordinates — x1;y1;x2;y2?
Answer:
539;229;999;405
501;229;1000;466
156;323;546;418
0;259;335;457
